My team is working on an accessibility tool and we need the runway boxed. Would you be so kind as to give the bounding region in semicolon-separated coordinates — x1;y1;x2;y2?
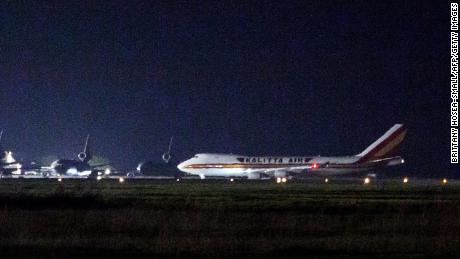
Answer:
0;177;459;258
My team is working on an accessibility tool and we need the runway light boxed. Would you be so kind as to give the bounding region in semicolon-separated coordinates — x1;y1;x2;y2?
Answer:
442;178;448;184
97;176;102;181
276;177;281;184
324;178;329;183
312;163;318;169
403;177;409;184
118;177;124;183
364;177;370;185
176;178;180;182
230;178;234;182
281;177;287;183
57;178;62;182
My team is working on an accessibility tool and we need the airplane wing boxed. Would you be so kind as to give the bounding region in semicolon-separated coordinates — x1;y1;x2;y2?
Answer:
90;163;111;168
1;161;21;166
368;156;404;166
368;156;402;162
245;165;315;176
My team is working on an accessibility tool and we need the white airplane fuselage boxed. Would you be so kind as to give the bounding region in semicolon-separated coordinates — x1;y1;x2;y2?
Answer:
178;154;313;178
177;153;403;179
177;124;407;179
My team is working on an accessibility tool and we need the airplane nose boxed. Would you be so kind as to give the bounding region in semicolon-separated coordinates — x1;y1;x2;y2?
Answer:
177;161;186;171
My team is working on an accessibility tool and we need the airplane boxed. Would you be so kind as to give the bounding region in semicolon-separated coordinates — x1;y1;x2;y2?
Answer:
44;134;108;178
0;130;44;177
131;137;184;178
0;130;23;176
177;124;407;180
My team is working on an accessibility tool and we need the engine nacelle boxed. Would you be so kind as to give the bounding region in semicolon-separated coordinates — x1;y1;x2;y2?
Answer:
247;172;261;180
78;152;87;162
386;157;404;166
274;171;286;178
162;152;171;163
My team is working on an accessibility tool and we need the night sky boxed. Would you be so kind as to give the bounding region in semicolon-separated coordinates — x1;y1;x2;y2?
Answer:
0;1;453;175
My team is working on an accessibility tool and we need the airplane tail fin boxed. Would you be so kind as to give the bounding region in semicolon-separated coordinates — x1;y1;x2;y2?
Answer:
356;124;407;162
78;134;92;163
162;136;174;163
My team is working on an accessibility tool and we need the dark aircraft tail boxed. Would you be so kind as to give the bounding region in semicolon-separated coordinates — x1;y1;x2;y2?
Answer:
162;136;174;163
78;134;92;163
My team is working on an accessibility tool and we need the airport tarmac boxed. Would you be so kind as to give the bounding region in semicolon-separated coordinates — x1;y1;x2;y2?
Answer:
0;177;459;258
1;174;458;186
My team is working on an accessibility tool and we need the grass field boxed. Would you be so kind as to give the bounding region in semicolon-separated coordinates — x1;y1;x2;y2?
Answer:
0;178;459;258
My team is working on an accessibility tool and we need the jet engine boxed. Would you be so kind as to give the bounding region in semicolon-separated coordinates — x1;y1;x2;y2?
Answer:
274;171;287;178
162;153;171;163
78;152;87;162
247;172;260;180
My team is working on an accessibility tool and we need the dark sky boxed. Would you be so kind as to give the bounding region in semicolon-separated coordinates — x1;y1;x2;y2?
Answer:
0;1;453;175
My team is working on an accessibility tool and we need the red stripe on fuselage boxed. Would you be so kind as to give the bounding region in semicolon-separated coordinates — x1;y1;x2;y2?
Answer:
184;162;377;170
185;163;312;169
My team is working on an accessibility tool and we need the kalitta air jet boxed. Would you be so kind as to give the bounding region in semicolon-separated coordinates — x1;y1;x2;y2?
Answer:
177;124;407;179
